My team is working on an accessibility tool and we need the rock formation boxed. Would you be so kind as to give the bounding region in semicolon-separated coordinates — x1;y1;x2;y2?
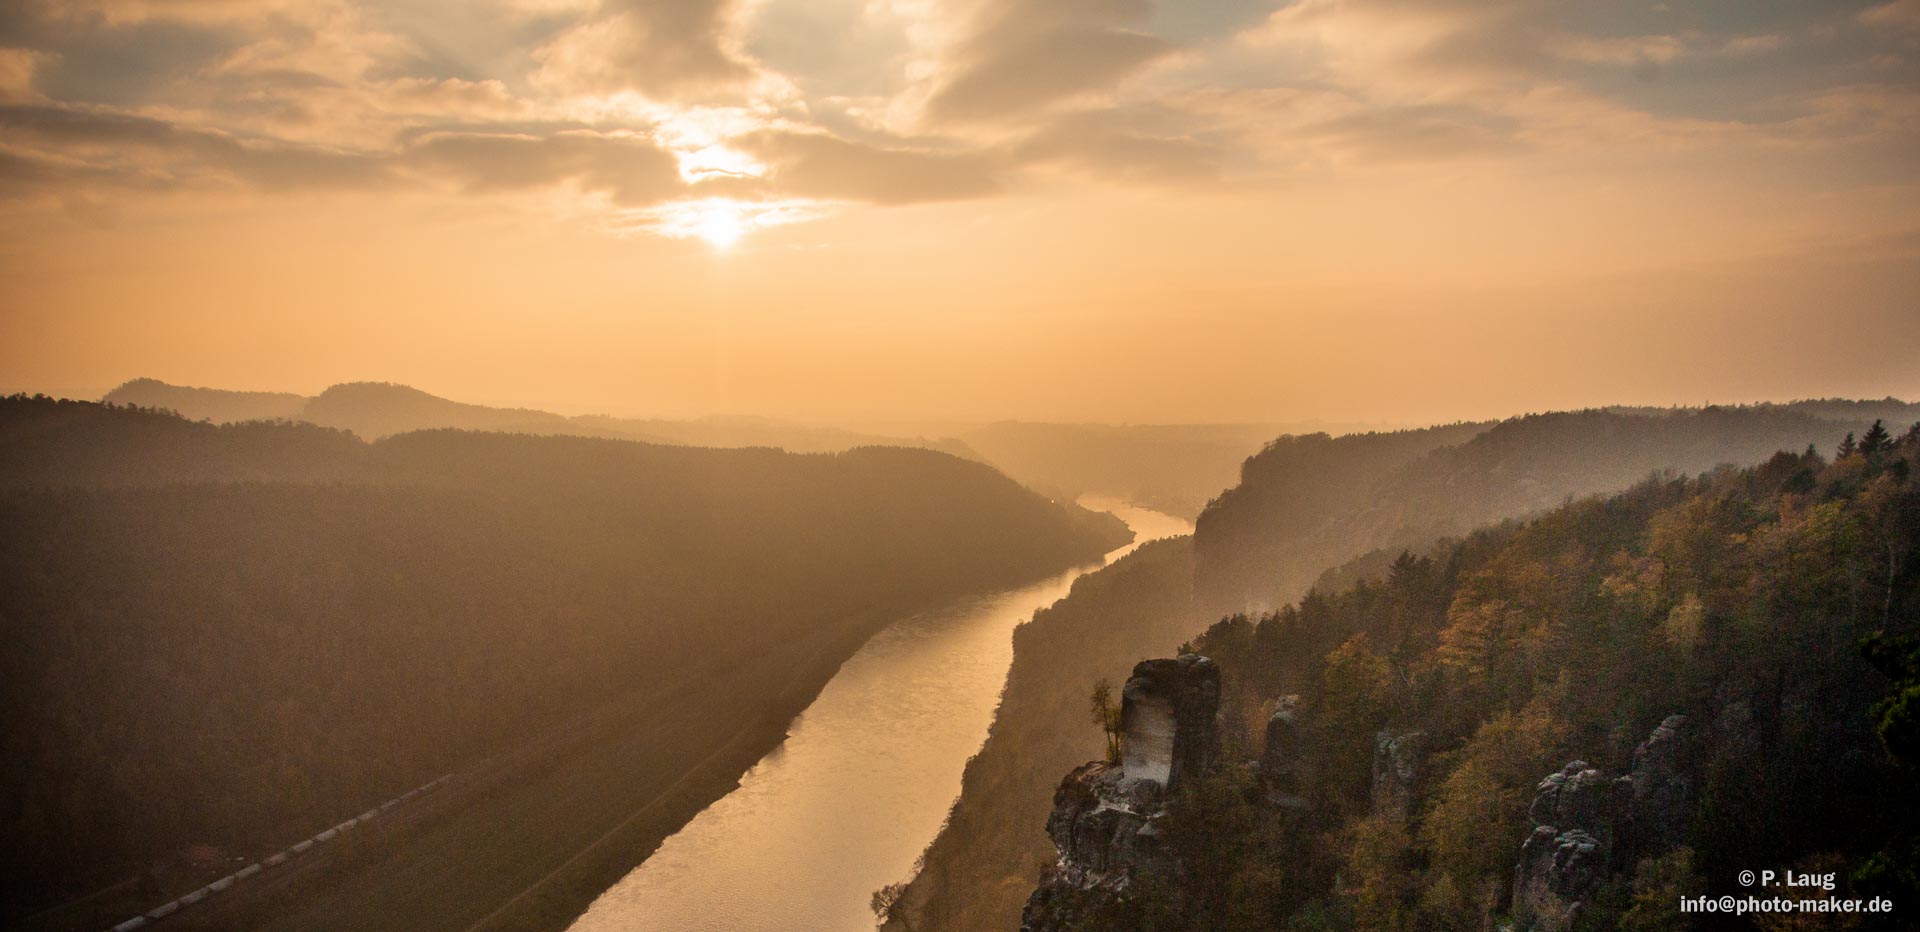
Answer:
1022;655;1220;932
1513;824;1608;932
1119;654;1220;794
1513;760;1616;931
1260;695;1306;807
1622;714;1692;853
1370;729;1427;822
1527;761;1621;840
1511;716;1691;932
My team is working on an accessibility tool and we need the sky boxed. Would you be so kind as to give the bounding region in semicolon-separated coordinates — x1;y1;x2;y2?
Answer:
1;0;1918;424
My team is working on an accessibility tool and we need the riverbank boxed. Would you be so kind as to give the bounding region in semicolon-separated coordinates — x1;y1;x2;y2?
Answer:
880;535;1203;932
77;614;844;931
116;551;1118;932
565;499;1190;932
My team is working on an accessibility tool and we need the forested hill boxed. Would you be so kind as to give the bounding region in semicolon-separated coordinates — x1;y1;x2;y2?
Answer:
1195;403;1920;617
300;381;574;438
0;395;1128;921
100;378;973;456
1043;419;1920;930
99;378;308;423
0;395;368;485
881;400;1920;932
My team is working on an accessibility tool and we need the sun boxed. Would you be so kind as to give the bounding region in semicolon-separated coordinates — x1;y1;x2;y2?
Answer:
651;198;752;250
650;198;745;249
648;197;824;249
690;201;746;249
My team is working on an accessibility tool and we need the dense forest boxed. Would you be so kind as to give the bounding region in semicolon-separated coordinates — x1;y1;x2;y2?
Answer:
1195;403;1920;617
885;402;1918;932
0;395;1127;921
1045;420;1920;930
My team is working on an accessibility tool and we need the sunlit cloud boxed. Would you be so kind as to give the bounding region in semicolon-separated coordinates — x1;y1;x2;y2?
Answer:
0;49;56;102
0;0;1915;246
920;0;1174;125
527;0;759;101
674;142;765;183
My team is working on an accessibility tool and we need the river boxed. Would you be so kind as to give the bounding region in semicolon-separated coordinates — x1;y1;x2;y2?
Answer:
567;497;1191;932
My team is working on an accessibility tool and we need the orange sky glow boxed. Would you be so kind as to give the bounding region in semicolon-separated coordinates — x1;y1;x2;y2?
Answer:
2;0;1917;423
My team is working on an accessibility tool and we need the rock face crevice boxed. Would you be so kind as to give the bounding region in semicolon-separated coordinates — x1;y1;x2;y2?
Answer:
1511;715;1693;932
1022;655;1220;932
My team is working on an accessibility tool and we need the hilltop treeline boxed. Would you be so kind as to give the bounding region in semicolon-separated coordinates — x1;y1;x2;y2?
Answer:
100;378;976;456
1113;422;1920;930
0;396;1127;919
1195;403;1920;617
884;404;1917;932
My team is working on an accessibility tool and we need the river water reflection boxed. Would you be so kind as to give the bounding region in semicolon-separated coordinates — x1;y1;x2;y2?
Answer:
568;497;1191;932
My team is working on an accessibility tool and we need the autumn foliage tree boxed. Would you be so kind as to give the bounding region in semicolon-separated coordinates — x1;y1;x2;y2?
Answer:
1138;419;1920;931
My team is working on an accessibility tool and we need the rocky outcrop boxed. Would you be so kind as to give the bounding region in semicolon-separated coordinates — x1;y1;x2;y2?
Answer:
1623;714;1692;853
1514;825;1607;932
1020;762;1170;930
1120;654;1220;794
1260;695;1306;807
1513;760;1615;931
1370;729;1427;822
1511;716;1692;932
1527;761;1621;839
1043;763;1171;875
1023;656;1221;932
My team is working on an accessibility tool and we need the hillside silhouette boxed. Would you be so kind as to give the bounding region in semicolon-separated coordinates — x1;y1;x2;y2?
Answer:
100;378;966;454
1195;403;1920;616
98;379;1305;513
0;395;1127;921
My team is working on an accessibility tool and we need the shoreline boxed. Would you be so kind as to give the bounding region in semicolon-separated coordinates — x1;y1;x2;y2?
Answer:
119;548;1121;932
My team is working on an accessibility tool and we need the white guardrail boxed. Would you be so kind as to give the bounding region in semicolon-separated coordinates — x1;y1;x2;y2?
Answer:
105;775;453;931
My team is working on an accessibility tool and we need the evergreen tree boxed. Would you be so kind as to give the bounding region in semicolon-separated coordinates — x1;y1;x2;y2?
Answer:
1840;431;1858;458
1861;420;1892;458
